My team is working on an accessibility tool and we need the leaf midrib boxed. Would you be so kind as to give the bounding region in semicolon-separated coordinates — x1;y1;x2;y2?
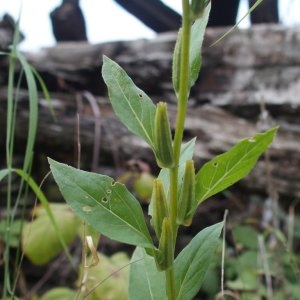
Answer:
60;172;153;248
199;138;266;202
112;71;154;148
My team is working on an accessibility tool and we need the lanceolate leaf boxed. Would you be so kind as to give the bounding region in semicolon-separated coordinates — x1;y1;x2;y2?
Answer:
174;222;223;300
49;158;154;249
129;247;166;300
196;127;278;203
172;4;211;94
189;3;211;87
102;56;156;148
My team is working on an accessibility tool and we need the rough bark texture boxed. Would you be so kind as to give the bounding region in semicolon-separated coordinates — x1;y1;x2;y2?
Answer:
1;24;300;202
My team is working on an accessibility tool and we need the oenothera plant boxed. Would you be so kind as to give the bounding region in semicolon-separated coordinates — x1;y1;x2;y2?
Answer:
49;1;277;299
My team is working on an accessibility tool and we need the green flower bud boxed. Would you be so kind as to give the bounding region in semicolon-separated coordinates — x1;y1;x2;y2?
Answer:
156;217;173;270
177;160;196;226
154;102;174;168
152;179;169;239
190;0;210;20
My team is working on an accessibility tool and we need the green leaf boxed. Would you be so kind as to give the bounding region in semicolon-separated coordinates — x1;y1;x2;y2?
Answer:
129;247;166;300
172;4;210;94
22;204;80;265
102;56;156;147
174;222;223;300
196;127;278;203
0;219;23;247
287;283;300;300
0;169;11;181
232;225;258;250
178;137;197;165
227;268;258;291
16;51;39;174
161;138;196;195
189;3;211;87
49;158;154;249
233;250;258;270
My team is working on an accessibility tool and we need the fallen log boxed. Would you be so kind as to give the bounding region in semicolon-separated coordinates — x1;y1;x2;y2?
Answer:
0;88;299;201
0;25;300;201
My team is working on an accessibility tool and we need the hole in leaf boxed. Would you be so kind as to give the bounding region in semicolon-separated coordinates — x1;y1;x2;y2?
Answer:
111;181;117;187
248;137;256;143
138;93;143;98
82;206;92;213
213;161;219;167
106;189;112;194
101;197;109;204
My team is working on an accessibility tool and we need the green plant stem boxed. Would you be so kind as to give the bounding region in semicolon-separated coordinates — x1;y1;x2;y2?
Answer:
170;0;191;237
173;0;191;164
166;1;192;299
166;267;176;300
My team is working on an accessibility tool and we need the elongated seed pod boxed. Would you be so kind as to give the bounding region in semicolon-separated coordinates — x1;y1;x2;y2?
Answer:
190;0;210;20
152;179;169;239
177;160;196;226
156;217;173;270
154;102;175;169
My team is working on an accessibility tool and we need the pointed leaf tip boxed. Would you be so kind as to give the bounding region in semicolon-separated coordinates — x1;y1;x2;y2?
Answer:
195;127;278;203
102;57;156;147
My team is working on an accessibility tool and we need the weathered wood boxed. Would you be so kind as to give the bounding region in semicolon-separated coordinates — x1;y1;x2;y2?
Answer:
0;88;299;201
1;25;300;200
18;25;300;119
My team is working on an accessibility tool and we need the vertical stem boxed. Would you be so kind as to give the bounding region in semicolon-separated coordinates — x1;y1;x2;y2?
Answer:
173;0;192;164
169;0;191;237
166;1;191;299
166;267;176;300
